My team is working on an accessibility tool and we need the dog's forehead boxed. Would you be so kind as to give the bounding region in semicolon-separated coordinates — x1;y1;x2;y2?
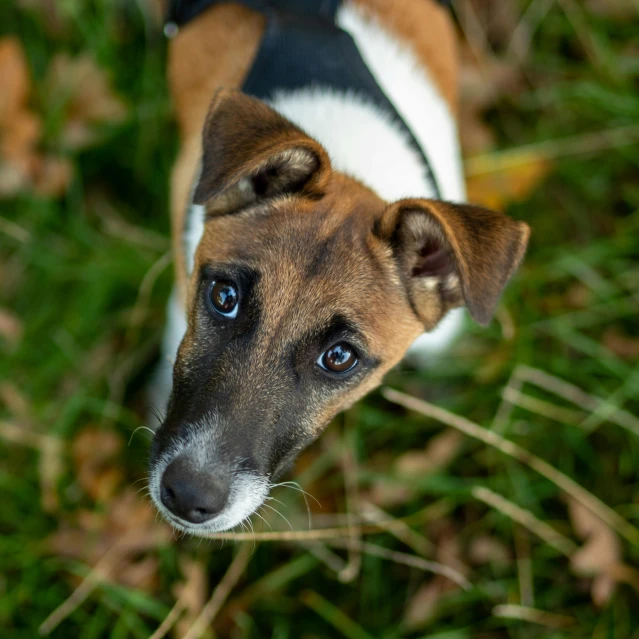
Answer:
196;199;406;330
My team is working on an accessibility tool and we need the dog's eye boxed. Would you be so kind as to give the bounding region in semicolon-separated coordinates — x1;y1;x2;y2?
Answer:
318;343;358;373
207;280;239;318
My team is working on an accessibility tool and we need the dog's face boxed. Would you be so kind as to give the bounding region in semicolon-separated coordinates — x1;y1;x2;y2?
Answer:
150;91;529;534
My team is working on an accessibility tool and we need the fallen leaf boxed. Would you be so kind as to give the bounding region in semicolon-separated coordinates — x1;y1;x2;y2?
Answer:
43;489;171;634
119;556;161;591
363;480;414;509
48;489;171;573
0;382;30;419
602;327;639;361
0;307;23;348
45;53;127;151
72;426;124;502
0;37;71;198
404;520;469;630
567;497;620;606
466;151;551;211
468;534;511;566
0;37;40;195
31;154;73;197
565;282;593;309
403;579;446;629
0;37;32;125
395;430;463;477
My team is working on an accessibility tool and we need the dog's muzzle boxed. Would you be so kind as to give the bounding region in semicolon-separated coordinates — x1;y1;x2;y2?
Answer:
148;421;271;534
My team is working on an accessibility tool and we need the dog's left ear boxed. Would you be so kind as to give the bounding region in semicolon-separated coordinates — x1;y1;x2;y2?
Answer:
193;90;331;210
377;199;530;327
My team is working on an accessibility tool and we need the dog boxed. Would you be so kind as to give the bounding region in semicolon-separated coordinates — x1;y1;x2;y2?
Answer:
148;0;530;535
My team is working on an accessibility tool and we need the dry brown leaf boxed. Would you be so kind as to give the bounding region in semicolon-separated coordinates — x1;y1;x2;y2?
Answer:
403;579;446;629
466;151;551;211
468;534;511;566
395;430;463;477
404;521;469;630
0;37;40;196
48;488;171;570
72;426;124;502
602;328;639;361
0;37;72;198
0;382;30;419
567;497;621;606
457;35;547;211
42;489;172;633
119;556;161;591
32;154;73;197
0;307;23;348
0;37;31;124
363;480;414;509
45;53;127;151
565;282;593;309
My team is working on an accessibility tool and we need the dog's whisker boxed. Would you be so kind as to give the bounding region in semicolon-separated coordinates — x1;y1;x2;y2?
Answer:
128;425;155;446
265;495;287;508
270;481;315;528
253;509;272;532
262;503;294;531
271;480;321;506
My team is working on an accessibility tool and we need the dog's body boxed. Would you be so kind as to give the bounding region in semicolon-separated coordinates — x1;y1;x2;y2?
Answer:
149;0;529;534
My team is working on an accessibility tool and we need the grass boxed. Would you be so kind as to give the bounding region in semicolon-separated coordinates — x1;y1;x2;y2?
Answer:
1;1;639;638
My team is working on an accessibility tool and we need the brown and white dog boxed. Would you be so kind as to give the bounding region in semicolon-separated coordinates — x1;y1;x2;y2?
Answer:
148;0;530;535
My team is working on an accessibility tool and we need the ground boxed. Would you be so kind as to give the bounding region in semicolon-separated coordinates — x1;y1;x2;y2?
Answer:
1;1;638;638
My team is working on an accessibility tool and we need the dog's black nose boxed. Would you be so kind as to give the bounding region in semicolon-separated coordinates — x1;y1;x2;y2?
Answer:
160;456;229;524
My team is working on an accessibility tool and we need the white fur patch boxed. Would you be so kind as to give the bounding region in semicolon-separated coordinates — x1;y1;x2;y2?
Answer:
337;2;466;202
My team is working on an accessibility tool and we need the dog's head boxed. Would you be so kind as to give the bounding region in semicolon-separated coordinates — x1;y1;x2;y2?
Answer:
150;91;529;534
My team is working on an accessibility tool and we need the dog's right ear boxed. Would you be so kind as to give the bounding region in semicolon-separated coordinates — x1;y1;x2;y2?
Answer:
193;90;332;213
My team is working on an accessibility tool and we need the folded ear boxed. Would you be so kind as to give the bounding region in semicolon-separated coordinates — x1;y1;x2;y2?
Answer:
377;199;530;327
193;90;331;213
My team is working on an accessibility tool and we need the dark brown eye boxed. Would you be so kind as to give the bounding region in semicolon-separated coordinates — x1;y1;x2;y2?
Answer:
319;343;358;373
208;280;239;317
